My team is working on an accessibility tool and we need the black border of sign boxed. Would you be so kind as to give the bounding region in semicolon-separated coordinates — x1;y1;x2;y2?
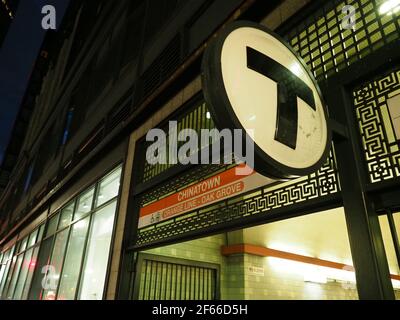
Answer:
201;20;332;180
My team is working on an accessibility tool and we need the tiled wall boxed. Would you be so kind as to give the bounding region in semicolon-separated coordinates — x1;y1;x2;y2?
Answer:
142;236;363;300
224;254;246;299
242;254;359;300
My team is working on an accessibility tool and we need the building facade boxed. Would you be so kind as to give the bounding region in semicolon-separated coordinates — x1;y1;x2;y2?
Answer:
0;0;400;300
0;0;19;48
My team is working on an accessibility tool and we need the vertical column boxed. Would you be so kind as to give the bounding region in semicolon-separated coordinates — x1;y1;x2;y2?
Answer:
326;83;395;300
106;135;136;300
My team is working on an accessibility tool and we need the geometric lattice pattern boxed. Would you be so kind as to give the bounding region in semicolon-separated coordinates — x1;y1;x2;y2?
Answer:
353;67;400;183
135;148;340;248
286;0;400;81
141;102;215;183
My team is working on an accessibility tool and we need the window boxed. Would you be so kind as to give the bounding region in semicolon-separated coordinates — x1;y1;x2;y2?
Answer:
57;217;90;300
0;247;14;298
13;248;35;299
29;237;54;300
2;166;122;300
5;254;24;299
74;187;95;220
0;224;44;300
28;229;39;248
20;246;40;300
2;256;17;298
0;252;8;296
27;165;122;300
45;214;59;237
37;224;45;244
0;253;3;286
18;236;29;254
59;202;74;230
42;229;69;300
96;167;122;207
78;200;117;300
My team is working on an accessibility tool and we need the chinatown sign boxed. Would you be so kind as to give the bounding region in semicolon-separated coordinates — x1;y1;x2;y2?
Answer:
139;165;273;228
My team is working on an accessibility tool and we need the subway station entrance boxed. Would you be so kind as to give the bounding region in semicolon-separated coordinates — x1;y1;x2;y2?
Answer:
1;0;399;302
116;0;400;300
119;63;400;300
133;208;400;300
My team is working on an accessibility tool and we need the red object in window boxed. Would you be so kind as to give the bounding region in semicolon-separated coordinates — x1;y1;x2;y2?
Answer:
45;292;56;300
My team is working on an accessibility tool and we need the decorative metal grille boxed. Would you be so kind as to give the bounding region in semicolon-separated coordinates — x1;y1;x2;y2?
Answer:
286;0;400;81
141;102;215;183
137;257;217;300
353;67;400;183
135;148;340;247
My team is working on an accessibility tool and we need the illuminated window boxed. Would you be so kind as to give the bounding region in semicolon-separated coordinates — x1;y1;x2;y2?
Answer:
78;201;117;300
96;167;122;207
0;224;44;300
74;188;95;220
57;217;90;300
25;165;122;300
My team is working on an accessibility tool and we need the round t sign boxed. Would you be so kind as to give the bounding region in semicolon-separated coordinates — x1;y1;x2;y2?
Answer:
202;21;331;180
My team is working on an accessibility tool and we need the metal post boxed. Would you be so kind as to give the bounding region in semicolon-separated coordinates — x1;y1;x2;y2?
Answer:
325;82;395;300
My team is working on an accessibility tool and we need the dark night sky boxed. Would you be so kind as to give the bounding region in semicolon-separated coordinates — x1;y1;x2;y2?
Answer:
0;0;69;165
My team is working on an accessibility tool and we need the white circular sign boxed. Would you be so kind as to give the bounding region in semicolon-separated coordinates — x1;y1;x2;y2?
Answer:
202;21;331;179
